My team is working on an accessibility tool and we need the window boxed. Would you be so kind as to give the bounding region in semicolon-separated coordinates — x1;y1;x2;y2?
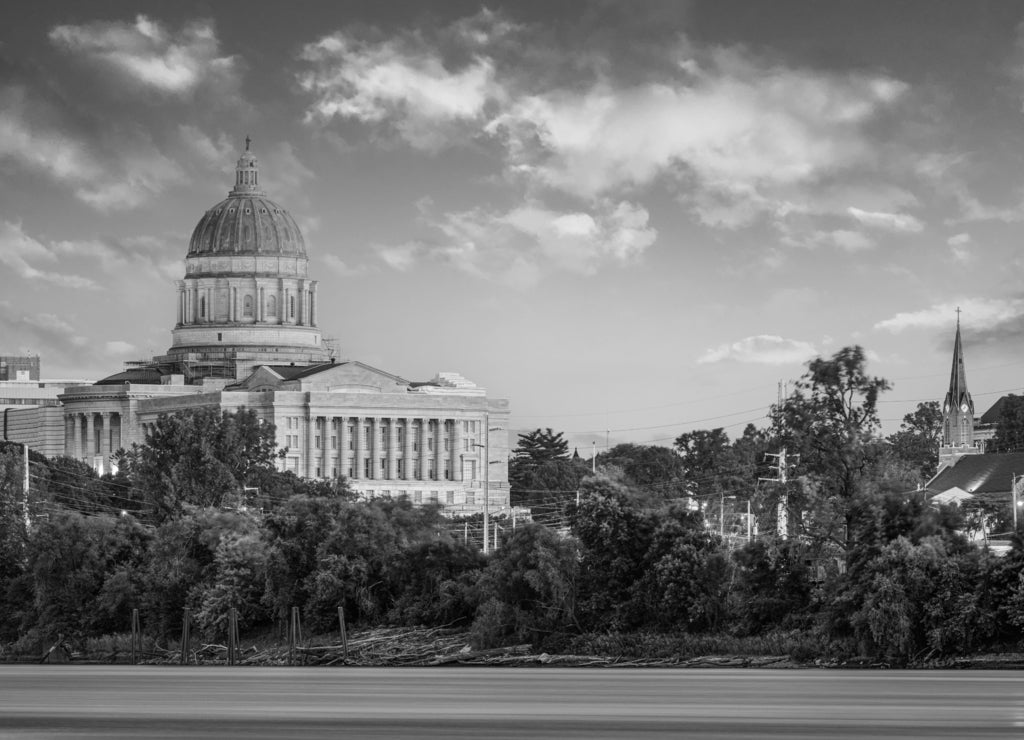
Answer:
444;461;450;480
413;440;419;452
429;491;438;503
429;461;436;480
444;438;449;451
380;458;386;474
290;296;295;318
217;332;222;341
243;295;254;317
331;436;337;449
428;439;433;452
315;466;321;477
315;435;321;449
467;492;476;505
348;438;354;451
398;428;404;444
382;428;388;444
397;459;403;477
413;491;422;504
364;459;371;478
199;296;206;318
267;295;277;316
463;421;469;432
347;464;354;477
446;491;455;505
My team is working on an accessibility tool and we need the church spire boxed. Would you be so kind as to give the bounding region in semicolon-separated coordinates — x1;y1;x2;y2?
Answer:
942;309;974;447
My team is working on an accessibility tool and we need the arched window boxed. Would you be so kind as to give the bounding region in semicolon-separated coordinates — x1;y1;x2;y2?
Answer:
290;296;296;318
199;296;206;318
243;295;254;317
267;295;277;317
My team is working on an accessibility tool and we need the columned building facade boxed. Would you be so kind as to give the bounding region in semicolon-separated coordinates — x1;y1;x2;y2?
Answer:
53;142;510;512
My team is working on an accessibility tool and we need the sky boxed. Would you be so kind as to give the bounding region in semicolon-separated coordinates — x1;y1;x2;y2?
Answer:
4;0;1024;454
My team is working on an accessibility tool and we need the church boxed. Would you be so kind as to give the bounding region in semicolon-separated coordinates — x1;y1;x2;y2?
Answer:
18;142;510;512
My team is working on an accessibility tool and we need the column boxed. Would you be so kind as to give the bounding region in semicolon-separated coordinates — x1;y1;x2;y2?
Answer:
310;285;317;327
433;419;443;482
85;413;95;459
418;418;428;481
402;418;413;480
71;414;81;459
337;416;348;479
306;414;316;478
100;412;111;469
452;418;464;482
369;417;379;480
259;286;266;322
387;418;398;480
354;416;365;480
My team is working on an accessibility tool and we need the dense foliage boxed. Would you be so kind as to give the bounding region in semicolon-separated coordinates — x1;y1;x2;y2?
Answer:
2;350;1024;664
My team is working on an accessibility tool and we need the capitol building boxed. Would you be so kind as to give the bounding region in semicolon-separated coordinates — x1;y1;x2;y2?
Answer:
7;142;510;511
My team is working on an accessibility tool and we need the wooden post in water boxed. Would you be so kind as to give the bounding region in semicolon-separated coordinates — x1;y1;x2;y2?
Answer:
180;607;191;665
338;606;348;660
288;606;297;666
227;607;238;666
130;608;140;665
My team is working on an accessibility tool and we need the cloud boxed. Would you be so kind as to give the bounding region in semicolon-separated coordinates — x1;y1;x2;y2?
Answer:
298;26;501;149
105;340;138;355
372;201;655;287
783;227;875;252
51;233;180;281
947;232;973;263
321;253;368;277
698;335;819;365
49;15;241;98
847;207;924;233
0;221;100;289
874;298;1024;333
0;302;90;364
424;200;656;287
487;46;906;225
0;85;185;210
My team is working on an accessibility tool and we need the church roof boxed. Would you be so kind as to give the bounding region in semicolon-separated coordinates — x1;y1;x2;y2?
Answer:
979;395;1013;425
187;139;306;260
925;452;1024;496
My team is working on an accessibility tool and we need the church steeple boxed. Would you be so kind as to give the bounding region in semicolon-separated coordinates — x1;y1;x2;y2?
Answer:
941;310;975;447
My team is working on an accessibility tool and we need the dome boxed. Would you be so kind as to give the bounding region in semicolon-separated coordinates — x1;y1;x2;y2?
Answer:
187;139;306;258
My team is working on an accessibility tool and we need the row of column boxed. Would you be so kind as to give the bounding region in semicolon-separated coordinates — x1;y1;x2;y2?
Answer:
177;280;318;326
65;411;121;461
298;416;474;482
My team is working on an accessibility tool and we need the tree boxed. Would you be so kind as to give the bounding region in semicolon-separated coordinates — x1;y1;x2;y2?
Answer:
512;428;569;465
125;408;280;520
989;394;1024;453
509;428;589;522
773;346;891;550
471;523;579;649
598;443;686;494
888;401;942;482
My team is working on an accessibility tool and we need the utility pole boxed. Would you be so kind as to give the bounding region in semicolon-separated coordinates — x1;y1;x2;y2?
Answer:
22;442;30;530
483;411;490;555
1014;474;1022;533
761;447;797;539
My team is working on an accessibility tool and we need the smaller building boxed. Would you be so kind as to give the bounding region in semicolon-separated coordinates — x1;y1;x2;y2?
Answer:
925;451;1024;552
0;355;39;381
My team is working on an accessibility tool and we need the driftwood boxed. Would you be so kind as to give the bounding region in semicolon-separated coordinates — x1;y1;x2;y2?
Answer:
139;625;799;668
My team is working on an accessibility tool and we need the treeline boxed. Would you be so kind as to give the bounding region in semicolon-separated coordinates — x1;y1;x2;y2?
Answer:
1;346;1023;664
